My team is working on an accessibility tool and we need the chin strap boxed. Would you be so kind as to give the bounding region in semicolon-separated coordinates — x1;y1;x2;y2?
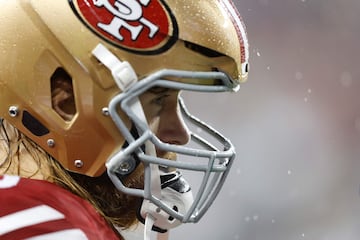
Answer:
143;140;162;240
92;43;137;91
144;214;156;240
139;171;194;240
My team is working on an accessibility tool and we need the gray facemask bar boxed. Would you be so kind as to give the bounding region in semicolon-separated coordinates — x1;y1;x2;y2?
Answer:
106;69;237;223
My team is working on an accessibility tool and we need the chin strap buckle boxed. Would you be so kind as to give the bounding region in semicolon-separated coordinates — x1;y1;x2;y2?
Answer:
144;214;170;240
92;43;137;91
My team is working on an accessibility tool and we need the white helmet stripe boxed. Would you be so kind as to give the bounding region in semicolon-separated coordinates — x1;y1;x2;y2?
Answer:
220;0;249;63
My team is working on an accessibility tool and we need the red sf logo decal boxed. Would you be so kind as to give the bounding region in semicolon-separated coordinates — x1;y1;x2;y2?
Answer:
69;0;178;54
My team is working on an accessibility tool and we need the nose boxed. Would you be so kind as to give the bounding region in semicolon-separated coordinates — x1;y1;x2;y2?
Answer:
157;103;190;146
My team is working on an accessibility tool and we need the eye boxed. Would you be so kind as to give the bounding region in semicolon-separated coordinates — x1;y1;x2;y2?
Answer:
148;93;171;118
151;94;169;106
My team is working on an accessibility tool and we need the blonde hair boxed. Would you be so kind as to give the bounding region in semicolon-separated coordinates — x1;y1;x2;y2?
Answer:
0;118;142;229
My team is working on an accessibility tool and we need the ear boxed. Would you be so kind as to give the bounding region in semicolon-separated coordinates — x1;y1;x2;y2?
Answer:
50;68;76;121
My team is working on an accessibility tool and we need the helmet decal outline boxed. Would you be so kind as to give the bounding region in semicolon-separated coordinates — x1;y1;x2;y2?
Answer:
68;0;179;55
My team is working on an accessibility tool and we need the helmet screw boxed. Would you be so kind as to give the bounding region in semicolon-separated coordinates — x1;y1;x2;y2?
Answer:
102;107;110;116
8;106;19;117
119;162;131;172
47;139;55;148
74;159;84;168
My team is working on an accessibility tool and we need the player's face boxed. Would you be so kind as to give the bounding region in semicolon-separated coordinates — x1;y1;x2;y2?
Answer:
139;87;190;160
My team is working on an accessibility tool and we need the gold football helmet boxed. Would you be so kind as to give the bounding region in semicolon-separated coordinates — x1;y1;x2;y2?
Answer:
0;0;249;230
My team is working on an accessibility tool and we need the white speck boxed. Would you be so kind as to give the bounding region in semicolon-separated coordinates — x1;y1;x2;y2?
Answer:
301;233;305;237
244;216;250;222
267;66;271;70
253;215;259;221
287;170;292;175
304;97;308;102
307;88;312;94
271;219;276;223
256;51;261;57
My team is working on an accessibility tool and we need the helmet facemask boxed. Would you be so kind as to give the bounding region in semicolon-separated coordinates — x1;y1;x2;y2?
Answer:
93;44;237;233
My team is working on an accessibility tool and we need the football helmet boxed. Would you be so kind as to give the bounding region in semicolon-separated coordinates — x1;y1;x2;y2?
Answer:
0;0;249;232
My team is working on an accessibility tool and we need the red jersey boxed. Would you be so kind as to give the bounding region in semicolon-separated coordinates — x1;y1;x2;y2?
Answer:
0;175;121;240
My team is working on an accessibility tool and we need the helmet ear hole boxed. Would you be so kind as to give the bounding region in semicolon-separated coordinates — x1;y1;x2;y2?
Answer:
50;68;77;121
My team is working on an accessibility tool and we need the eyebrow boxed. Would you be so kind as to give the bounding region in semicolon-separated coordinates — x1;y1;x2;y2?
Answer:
148;87;174;94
